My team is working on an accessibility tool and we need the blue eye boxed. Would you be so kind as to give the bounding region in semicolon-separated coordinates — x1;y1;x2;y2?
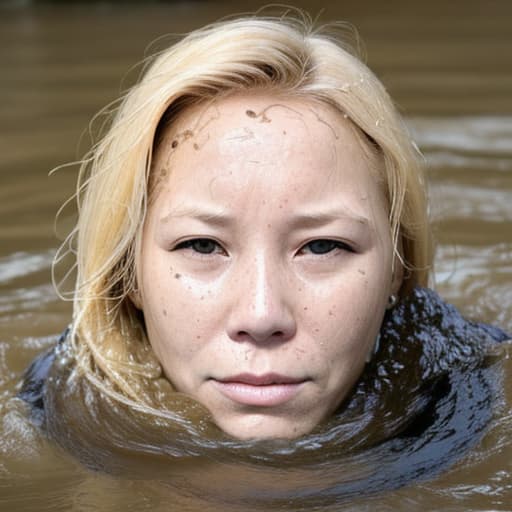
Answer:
175;238;222;254
302;239;353;255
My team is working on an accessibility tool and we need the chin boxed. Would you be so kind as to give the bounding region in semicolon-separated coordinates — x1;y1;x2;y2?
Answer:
215;413;317;440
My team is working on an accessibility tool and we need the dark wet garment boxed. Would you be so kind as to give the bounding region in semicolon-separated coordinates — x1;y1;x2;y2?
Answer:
19;327;69;427
19;288;510;503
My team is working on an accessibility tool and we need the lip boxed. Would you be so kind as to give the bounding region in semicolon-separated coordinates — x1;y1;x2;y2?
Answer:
211;373;308;407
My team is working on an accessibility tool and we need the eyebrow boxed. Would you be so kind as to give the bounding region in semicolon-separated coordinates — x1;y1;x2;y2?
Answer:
159;206;233;226
287;210;371;229
160;205;371;229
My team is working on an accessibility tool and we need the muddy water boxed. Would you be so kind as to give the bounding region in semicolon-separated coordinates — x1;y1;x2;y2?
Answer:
1;1;511;511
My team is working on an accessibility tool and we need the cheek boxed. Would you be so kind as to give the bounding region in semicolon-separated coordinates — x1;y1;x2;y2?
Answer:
304;264;388;347
306;262;383;313
141;268;223;359
309;283;384;385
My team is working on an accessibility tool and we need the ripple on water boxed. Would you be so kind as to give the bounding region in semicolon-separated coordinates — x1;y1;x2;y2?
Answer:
436;243;512;332
0;250;55;285
407;116;512;170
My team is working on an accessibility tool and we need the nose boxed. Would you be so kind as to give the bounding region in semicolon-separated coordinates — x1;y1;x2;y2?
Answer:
226;255;297;344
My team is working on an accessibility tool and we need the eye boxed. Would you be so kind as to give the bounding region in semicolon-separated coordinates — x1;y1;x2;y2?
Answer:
174;238;225;255
300;239;354;255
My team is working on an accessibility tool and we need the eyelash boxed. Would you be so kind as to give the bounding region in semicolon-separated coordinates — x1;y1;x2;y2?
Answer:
173;238;226;255
173;238;354;257
298;239;355;256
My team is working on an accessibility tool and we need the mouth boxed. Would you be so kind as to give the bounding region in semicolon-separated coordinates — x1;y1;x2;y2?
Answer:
210;373;309;407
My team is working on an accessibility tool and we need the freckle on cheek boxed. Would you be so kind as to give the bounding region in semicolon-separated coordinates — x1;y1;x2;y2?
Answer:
174;273;181;279
162;309;167;316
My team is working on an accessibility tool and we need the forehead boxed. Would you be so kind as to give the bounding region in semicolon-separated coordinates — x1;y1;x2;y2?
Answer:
150;93;385;218
158;94;365;152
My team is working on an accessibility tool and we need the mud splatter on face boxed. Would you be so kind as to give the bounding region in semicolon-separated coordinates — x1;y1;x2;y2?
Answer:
245;107;271;123
182;129;194;140
151;106;219;198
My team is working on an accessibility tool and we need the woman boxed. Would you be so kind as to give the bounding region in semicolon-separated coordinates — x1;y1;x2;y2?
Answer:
21;12;509;500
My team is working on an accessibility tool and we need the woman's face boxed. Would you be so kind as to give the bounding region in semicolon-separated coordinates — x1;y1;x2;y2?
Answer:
138;94;401;439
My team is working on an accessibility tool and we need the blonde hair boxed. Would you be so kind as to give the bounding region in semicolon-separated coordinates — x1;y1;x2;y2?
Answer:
56;13;432;408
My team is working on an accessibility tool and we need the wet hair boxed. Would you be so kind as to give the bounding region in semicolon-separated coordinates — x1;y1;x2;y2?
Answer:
55;13;432;406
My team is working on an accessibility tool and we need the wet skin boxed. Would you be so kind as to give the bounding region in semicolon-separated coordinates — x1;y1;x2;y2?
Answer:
136;94;402;439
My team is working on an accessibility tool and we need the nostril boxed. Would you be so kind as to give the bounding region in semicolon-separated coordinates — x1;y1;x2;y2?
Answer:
235;329;286;342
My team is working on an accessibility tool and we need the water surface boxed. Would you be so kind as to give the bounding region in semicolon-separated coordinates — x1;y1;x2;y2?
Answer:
1;1;511;510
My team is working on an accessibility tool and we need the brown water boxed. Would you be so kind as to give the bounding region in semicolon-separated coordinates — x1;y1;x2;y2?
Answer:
1;1;511;510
